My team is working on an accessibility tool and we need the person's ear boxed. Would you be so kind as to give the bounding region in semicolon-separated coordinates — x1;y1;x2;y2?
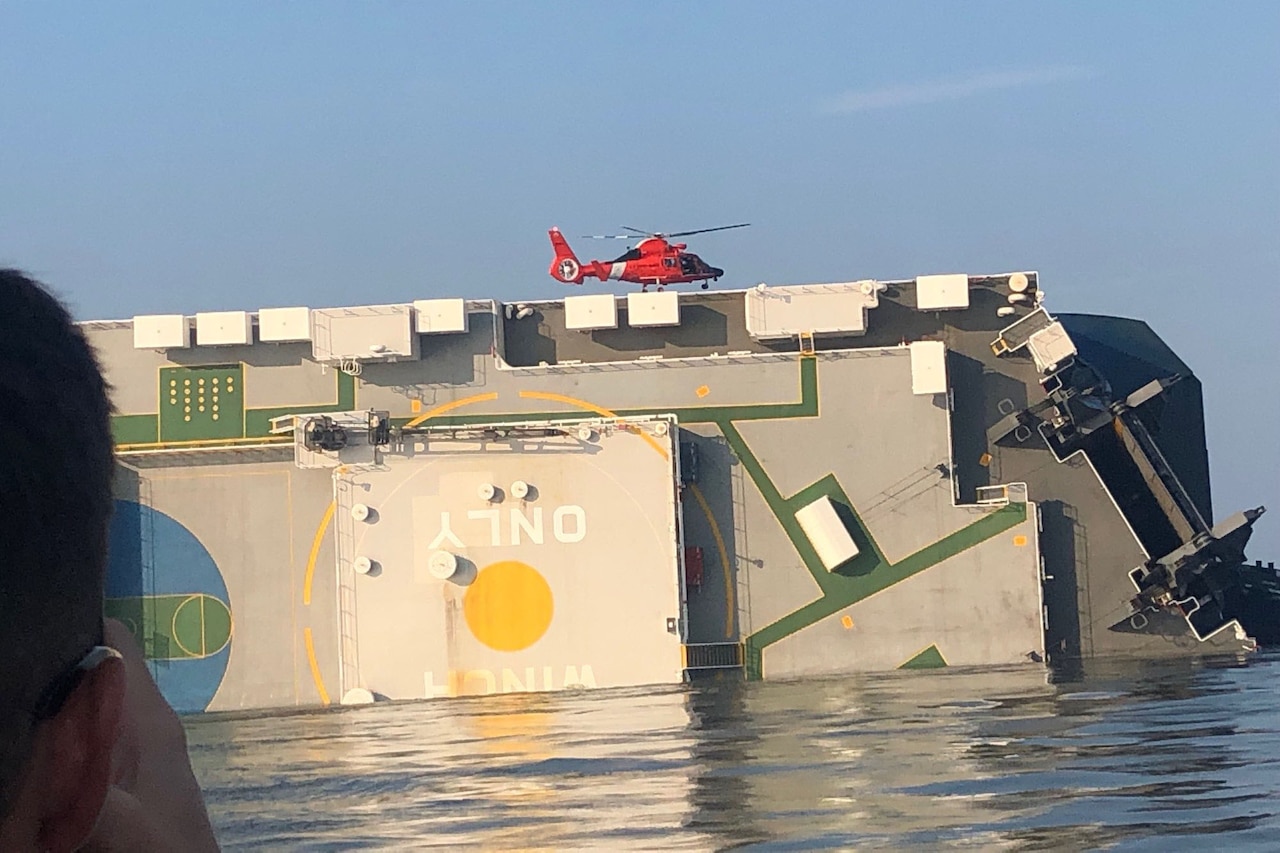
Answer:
34;652;126;853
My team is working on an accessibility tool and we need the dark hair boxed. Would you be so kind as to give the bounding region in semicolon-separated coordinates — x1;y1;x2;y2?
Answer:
0;270;115;809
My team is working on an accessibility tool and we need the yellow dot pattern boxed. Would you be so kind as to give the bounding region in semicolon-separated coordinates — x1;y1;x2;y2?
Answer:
158;365;244;441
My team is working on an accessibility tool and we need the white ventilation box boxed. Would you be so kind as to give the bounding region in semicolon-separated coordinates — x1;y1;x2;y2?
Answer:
311;305;417;362
195;311;252;346
1027;321;1077;375
915;274;970;311
132;314;189;350
744;282;878;340
909;340;948;395
794;495;860;571
626;291;681;327
258;307;312;343
413;298;469;334
564;294;618;331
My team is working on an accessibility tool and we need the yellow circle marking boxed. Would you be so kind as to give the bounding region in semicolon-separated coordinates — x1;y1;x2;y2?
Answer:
463;560;554;652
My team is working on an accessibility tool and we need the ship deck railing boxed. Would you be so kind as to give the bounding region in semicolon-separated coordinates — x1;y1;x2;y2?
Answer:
682;642;744;671
975;482;1030;507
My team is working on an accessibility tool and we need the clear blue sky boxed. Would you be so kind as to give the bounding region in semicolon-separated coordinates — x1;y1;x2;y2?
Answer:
3;2;1277;553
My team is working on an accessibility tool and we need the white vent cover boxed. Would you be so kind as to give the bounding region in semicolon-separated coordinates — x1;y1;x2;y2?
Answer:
626;291;680;327
909;340;948;395
564;294;619;331
413;298;469;334
428;551;459;580
132;314;189;350
794;495;860;570
258;307;312;343
195;311;252;347
915;274;970;311
1027;321;1078;375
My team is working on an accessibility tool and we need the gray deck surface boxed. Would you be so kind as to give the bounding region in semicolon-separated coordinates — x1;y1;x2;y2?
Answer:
91;269;1255;711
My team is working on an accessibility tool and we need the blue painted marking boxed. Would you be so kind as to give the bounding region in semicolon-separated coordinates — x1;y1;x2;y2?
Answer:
106;500;232;713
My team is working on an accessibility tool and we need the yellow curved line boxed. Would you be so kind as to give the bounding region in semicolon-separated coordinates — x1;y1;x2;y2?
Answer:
404;392;499;428
303;501;336;606
303;627;331;706
687;483;736;640
518;390;669;459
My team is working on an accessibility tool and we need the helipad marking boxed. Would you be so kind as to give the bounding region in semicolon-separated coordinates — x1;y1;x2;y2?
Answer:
303;627;330;705
464;560;555;652
302;501;336;606
687;483;735;640
518;390;669;460
404;392;499;428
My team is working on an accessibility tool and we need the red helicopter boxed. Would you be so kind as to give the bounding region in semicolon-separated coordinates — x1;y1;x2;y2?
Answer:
548;224;749;291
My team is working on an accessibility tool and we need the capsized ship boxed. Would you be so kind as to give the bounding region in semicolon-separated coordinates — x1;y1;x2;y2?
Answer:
85;272;1277;712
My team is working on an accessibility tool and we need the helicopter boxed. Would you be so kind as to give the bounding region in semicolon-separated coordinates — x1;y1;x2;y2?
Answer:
548;223;749;291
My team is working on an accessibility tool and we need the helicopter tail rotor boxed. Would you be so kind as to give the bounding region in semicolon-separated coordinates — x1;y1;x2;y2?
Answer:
548;227;585;284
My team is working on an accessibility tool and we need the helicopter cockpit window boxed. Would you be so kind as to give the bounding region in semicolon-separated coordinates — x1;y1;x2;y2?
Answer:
679;255;698;274
611;248;642;263
663;258;676;268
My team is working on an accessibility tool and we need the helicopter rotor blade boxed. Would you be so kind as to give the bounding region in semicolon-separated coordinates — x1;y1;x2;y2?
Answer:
662;223;751;239
581;234;638;240
620;226;652;236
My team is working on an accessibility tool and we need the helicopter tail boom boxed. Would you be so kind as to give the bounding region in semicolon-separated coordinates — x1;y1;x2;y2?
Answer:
548;228;590;284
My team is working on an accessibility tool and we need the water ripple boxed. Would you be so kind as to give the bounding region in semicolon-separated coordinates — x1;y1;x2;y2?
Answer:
189;652;1280;850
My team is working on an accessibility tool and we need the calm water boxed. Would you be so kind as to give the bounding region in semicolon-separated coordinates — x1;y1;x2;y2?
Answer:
188;652;1280;851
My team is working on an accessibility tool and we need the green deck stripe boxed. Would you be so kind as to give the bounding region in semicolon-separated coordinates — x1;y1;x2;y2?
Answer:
744;502;1026;678
899;644;948;669
105;593;232;661
722;410;1026;679
112;414;159;444
112;368;356;446
116;355;814;447
620;356;819;423
384;356;820;430
242;370;357;436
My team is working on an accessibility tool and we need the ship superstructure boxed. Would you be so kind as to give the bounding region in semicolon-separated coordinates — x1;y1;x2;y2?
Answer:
85;273;1275;712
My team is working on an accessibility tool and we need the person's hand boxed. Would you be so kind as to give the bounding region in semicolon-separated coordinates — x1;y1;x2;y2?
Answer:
81;619;219;851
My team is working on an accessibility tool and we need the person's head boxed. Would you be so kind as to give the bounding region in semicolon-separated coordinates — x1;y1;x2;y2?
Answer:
0;269;124;850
